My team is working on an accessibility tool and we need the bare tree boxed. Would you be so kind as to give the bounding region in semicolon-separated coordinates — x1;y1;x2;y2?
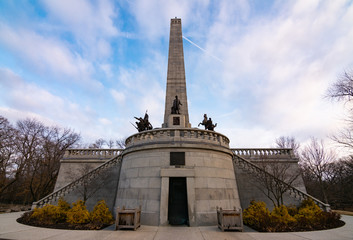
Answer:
88;138;126;149
65;164;110;202
33;126;80;200
275;136;300;156
106;139;115;149
326;70;353;102
105;138;126;148
89;138;106;148
0;116;80;203
14;118;45;202
256;157;302;207
14;119;81;202
0;116;18;196
300;137;336;204
327;157;353;209
326;70;353;149
115;138;126;149
330;120;353;149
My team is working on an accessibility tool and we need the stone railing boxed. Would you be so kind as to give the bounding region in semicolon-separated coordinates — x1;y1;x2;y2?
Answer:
232;148;295;159
125;128;230;148
63;148;123;159
32;153;123;209
232;152;330;211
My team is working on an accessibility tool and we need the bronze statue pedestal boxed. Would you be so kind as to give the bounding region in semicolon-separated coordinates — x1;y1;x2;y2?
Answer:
167;114;187;128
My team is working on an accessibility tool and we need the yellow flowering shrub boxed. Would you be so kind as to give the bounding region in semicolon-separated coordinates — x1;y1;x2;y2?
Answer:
286;204;298;216
30;204;67;224
243;200;271;231
243;199;342;232
90;200;114;225
269;205;296;231
58;198;71;211
294;198;323;229
66;200;90;224
19;199;116;230
271;205;296;224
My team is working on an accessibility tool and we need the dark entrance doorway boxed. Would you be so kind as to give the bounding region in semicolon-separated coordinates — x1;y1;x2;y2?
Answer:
168;177;189;225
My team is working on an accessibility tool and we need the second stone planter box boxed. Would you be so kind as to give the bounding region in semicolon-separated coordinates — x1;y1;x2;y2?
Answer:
115;206;141;230
217;207;243;231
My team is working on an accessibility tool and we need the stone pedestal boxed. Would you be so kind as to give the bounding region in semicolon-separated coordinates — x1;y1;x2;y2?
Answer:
167;114;191;128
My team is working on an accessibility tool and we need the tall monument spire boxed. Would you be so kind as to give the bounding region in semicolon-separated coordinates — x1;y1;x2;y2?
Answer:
162;18;190;128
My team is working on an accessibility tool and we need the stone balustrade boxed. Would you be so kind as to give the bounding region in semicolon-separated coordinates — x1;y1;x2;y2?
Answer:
125;128;230;148
231;148;295;159
63;148;124;159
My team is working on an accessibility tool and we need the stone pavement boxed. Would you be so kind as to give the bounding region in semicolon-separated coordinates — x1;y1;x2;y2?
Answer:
0;212;352;240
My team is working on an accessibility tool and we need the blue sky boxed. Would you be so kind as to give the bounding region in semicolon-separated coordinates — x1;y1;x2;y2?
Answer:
1;0;353;152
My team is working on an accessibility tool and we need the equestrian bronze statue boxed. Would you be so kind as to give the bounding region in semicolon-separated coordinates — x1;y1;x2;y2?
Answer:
198;114;217;131
132;111;153;132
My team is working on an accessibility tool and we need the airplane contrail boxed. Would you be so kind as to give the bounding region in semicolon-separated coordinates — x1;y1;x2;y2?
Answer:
182;36;224;63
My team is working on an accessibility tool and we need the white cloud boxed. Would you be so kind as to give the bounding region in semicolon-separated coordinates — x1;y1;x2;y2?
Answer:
41;0;118;59
0;68;62;113
0;107;58;128
129;0;211;40
171;0;353;153
223;126;278;149
139;87;165;127
0;23;103;90
1;0;352;153
110;89;126;105
0;68;99;139
195;0;352;134
106;50;167;129
41;0;118;37
99;118;112;125
100;63;113;78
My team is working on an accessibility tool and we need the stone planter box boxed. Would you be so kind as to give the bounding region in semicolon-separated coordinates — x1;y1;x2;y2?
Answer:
115;206;141;230
217;207;243;231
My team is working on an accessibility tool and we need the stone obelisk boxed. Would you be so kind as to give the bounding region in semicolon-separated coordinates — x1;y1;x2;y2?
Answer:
162;18;191;128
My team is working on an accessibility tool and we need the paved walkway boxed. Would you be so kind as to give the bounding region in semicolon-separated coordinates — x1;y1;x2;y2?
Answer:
0;212;352;240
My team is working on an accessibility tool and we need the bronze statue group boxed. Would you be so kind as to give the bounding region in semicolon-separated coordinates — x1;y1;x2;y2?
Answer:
133;96;217;132
132;111;153;132
197;113;217;131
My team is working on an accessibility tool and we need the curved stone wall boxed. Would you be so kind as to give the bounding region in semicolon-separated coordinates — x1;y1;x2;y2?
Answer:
115;129;240;226
125;128;230;149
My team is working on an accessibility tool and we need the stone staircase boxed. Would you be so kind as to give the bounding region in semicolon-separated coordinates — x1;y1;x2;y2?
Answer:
32;152;123;209
32;147;330;212
231;149;330;211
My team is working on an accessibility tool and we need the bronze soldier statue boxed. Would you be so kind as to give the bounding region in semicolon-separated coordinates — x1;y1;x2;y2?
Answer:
171;95;182;114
